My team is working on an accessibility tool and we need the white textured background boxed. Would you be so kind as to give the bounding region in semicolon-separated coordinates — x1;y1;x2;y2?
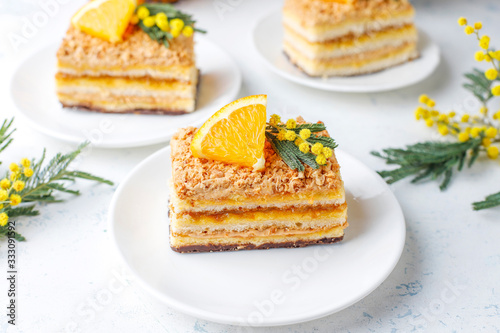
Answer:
0;0;499;332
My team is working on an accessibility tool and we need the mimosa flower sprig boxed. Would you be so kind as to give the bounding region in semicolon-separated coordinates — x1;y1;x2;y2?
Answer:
133;4;206;48
0;119;113;241
373;17;500;211
266;115;338;172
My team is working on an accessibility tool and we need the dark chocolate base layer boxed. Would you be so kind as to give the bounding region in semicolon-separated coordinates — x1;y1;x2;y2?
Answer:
170;236;344;254
61;103;190;115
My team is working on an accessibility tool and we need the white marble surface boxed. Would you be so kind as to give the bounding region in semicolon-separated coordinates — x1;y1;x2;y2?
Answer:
0;0;499;332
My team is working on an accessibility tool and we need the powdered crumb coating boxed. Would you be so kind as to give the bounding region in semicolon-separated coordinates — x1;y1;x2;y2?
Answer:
283;0;414;27
57;26;194;70
170;123;344;201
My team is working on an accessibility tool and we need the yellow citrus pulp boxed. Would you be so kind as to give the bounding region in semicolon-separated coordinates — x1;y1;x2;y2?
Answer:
191;95;267;171
71;0;136;43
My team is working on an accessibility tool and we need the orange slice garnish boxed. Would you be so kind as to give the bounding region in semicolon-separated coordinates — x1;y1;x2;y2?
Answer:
191;95;267;170
71;0;136;43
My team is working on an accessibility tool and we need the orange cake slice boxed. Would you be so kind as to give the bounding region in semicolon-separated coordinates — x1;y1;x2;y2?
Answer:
56;2;201;114
168;96;347;253
283;0;419;76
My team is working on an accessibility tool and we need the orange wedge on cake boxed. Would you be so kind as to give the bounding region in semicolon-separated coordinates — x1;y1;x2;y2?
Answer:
71;0;136;43
190;95;267;170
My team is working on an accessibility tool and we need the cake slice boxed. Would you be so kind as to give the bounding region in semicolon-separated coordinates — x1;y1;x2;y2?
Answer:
283;0;419;76
169;95;347;253
56;2;201;114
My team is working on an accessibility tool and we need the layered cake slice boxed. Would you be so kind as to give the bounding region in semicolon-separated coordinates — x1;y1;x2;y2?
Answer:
56;1;202;114
283;0;419;76
169;95;347;253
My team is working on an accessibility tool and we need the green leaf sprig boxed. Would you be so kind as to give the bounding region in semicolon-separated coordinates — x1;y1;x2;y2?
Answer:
0;119;15;159
463;68;495;103
373;16;500;210
135;4;206;48
473;191;500;210
266;115;338;172
372;138;482;191
0;120;113;241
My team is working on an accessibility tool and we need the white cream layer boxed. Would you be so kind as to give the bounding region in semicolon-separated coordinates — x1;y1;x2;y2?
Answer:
283;25;418;60
283;11;415;43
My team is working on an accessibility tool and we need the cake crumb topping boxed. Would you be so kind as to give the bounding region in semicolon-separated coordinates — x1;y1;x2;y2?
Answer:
283;0;414;26
171;126;343;201
57;26;195;69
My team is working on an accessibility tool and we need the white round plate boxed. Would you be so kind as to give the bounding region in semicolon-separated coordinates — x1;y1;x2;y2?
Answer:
109;146;406;326
10;37;241;148
253;11;440;93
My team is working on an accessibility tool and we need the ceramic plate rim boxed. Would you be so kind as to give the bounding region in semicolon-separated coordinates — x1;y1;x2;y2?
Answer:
252;10;440;93
108;146;406;326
